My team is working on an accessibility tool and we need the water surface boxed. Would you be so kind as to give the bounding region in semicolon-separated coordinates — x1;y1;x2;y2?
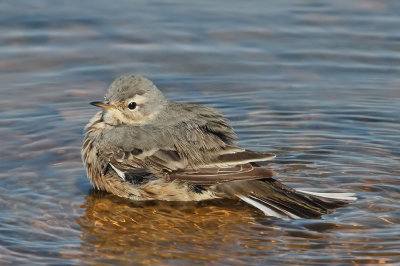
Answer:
1;0;400;264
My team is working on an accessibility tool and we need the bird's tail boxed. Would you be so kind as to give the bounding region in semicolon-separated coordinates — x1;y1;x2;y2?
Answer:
216;178;356;219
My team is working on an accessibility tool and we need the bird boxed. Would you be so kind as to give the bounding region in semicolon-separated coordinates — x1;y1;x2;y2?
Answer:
82;75;356;219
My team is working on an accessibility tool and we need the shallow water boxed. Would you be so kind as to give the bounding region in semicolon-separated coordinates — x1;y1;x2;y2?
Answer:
1;0;400;264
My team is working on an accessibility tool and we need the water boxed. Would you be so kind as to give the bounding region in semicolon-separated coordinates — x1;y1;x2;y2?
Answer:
1;0;400;264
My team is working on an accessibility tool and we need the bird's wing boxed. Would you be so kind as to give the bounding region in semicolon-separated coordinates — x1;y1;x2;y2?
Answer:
168;162;275;185
109;147;275;184
103;103;275;184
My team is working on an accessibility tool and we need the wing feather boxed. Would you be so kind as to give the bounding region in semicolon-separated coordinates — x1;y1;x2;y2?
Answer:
168;163;274;185
101;103;275;185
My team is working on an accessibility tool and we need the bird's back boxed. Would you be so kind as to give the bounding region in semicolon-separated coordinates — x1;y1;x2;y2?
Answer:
96;101;240;168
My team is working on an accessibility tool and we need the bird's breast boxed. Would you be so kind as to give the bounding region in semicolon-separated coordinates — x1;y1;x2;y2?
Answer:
82;112;112;190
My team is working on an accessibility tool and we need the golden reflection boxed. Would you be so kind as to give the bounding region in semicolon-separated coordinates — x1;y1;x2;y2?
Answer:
68;190;400;264
75;189;265;263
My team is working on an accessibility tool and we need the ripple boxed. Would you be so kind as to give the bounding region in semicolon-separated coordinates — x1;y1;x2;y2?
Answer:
1;0;400;264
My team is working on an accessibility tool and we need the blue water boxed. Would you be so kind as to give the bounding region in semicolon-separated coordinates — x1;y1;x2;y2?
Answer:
1;0;399;264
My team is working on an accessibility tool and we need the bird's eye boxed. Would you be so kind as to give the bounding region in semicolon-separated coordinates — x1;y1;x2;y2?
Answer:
128;102;137;110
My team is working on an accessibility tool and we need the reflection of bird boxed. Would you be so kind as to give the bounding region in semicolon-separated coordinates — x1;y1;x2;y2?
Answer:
76;189;262;263
82;75;356;219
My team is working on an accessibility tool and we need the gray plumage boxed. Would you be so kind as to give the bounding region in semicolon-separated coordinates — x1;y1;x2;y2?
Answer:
82;75;356;219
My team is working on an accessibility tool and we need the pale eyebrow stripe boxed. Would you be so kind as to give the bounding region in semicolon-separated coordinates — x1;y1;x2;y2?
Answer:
130;94;147;104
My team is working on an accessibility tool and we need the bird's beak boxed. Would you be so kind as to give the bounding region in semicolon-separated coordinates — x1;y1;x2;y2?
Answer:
90;101;115;110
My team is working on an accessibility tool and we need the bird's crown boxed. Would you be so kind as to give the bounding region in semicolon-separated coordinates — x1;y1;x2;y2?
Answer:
105;75;164;102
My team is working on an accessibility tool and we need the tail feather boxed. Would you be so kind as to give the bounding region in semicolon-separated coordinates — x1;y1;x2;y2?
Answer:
239;195;291;218
297;190;357;201
216;178;356;219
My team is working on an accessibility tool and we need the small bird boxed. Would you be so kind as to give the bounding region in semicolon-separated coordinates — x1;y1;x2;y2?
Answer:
82;75;356;219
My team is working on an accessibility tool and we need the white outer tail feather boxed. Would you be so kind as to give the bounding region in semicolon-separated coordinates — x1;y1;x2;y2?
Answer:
239;190;356;219
297;190;357;201
238;196;288;219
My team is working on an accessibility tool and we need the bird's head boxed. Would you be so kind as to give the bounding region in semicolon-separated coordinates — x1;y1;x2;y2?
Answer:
91;75;167;126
